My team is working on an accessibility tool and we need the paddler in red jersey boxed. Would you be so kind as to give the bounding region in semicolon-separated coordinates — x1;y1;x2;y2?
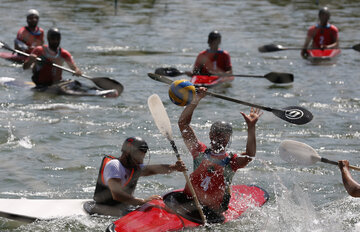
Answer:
23;28;82;88
338;160;360;197
186;31;233;76
14;9;44;54
178;87;262;223
87;137;187;216
301;7;339;58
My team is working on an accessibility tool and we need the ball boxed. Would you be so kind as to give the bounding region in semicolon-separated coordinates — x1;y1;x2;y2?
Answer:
168;79;196;106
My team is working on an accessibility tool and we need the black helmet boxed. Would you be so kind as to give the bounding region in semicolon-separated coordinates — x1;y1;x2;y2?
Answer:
319;7;330;17
210;121;233;135
208;30;221;41
47;28;61;39
121;137;149;154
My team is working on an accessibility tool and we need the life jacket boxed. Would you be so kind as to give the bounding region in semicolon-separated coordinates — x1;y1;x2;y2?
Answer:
93;155;141;205
184;148;235;212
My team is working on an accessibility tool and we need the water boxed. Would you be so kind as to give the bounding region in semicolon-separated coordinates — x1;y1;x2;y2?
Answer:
0;0;360;231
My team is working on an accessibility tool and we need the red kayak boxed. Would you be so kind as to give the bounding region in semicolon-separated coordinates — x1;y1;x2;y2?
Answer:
0;52;26;64
190;75;234;88
106;185;269;232
306;49;341;64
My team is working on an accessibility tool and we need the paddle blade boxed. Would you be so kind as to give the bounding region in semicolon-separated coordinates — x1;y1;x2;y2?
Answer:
271;106;313;125
148;73;173;85
258;44;285;53
90;77;124;95
155;67;184;77
264;72;294;84
352;43;360;52
147;94;173;141
278;140;321;165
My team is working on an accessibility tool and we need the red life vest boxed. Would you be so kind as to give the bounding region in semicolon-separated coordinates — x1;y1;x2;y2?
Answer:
93;155;140;205
184;148;235;211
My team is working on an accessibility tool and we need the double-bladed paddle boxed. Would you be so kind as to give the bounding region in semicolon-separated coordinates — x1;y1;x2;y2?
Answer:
155;67;293;84
148;73;313;125
0;41;124;95
278;140;360;171
258;43;360;53
147;94;207;224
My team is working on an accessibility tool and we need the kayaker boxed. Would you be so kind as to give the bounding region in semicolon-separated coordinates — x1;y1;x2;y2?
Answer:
186;31;233;76
338;160;360;197
178;87;262;223
23;27;82;88
89;136;187;216
14;9;44;54
301;7;339;58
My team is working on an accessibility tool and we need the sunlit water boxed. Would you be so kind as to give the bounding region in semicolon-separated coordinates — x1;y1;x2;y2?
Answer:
0;0;360;231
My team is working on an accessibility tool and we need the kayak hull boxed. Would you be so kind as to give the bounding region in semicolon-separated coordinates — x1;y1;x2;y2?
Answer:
306;49;341;64
107;185;269;232
191;75;234;88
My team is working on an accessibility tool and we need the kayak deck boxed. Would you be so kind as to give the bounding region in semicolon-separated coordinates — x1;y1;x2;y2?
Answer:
0;52;26;64
190;75;234;88
107;185;269;232
306;49;341;64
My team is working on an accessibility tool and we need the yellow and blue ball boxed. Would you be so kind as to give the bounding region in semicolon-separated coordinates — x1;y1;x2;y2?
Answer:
168;80;196;106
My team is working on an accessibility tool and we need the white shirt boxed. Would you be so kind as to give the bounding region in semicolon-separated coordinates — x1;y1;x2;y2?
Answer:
103;159;144;186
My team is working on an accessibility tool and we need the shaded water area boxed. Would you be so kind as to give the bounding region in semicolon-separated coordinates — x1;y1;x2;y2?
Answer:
0;0;360;231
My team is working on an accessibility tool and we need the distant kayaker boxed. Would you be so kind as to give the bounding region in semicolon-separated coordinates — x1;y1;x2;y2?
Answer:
23;28;82;88
88;136;187;216
186;31;233;76
338;160;360;197
14;9;44;54
178;87;262;223
301;7;339;58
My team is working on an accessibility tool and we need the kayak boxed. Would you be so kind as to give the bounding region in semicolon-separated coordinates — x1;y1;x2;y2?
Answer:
0;52;26;64
0;77;119;98
306;49;341;64
0;198;91;223
190;75;234;88
106;185;269;232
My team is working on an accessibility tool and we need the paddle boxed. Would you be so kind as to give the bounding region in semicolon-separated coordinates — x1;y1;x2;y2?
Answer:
147;94;207;224
258;43;360;53
278;140;360;171
148;73;313;125
0;41;124;95
155;67;294;84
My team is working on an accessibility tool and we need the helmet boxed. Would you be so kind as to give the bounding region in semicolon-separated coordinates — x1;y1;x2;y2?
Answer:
47;28;61;39
121;137;149;154
210;121;233;135
27;9;39;18
319;7;330;17
208;30;221;41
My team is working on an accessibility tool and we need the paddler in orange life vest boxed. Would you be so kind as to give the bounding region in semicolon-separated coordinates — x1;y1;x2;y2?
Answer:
185;31;233;77
301;7;339;58
89;137;186;216
14;9;44;54
178;87;262;223
23;28;82;88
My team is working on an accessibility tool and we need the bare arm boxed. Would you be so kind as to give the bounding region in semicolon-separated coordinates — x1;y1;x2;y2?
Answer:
66;60;82;76
107;178;162;205
141;161;186;176
178;87;207;152
338;160;360;197
23;54;37;70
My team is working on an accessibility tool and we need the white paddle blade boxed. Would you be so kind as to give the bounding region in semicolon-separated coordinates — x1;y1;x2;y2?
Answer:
278;140;321;165
147;94;173;141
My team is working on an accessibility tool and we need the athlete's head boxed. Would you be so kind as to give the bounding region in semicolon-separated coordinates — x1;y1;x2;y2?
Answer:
26;9;39;28
208;31;221;48
47;28;61;50
121;137;149;167
209;121;233;151
318;7;330;25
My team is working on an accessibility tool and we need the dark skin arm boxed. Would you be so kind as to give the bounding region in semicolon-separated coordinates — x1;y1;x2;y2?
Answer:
338;160;360;197
108;160;186;205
